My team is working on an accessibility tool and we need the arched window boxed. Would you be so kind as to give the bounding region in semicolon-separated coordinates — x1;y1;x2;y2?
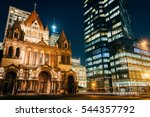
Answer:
13;29;19;39
14;32;19;38
8;46;13;58
26;50;31;65
45;54;49;64
61;55;65;64
33;52;37;65
39;52;43;65
16;47;20;58
67;56;70;64
65;43;68;48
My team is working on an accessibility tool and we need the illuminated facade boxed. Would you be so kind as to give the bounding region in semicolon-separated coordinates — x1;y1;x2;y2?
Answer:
0;8;78;95
0;42;3;50
49;32;59;47
84;0;150;93
84;0;132;88
4;6;31;39
110;38;150;93
72;58;87;92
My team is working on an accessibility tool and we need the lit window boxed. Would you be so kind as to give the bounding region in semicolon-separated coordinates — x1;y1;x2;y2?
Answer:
102;53;109;57
93;54;102;60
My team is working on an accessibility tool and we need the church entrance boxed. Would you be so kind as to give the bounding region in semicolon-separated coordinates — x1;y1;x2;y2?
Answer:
3;71;17;95
38;71;51;94
67;76;75;94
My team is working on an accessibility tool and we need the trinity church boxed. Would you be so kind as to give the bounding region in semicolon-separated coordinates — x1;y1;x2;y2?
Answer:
0;8;78;95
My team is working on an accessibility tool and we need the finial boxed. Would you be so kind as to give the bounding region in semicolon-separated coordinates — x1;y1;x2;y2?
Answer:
34;2;37;11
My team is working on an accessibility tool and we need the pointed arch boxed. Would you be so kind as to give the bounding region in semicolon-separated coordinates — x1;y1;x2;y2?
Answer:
65;43;68;49
25;48;31;65
16;47;20;58
13;29;19;39
65;70;77;94
8;46;13;58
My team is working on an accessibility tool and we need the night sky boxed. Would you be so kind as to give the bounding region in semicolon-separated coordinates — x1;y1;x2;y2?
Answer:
0;0;150;65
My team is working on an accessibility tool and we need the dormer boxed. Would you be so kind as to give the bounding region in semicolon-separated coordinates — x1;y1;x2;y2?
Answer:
6;19;25;41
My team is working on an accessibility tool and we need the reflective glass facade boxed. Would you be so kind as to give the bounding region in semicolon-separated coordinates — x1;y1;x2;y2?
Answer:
84;0;132;88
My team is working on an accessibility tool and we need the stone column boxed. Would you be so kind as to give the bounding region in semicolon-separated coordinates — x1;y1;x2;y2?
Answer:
51;55;54;67
3;47;7;56
50;81;52;93
32;81;35;93
29;51;32;65
43;52;45;65
25;80;28;94
37;83;40;94
34;81;37;94
57;81;61;94
30;81;33;90
51;81;54;93
47;81;50;94
36;52;40;66
12;81;16;95
54;55;58;67
53;81;56;94
23;50;27;64
50;82;52;94
13;47;16;57
53;55;56;67
22;81;25;91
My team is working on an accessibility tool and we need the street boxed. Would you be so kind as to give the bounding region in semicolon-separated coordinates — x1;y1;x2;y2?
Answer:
0;94;150;100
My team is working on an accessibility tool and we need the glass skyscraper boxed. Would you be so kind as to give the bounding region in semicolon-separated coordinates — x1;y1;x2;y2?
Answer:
84;0;132;88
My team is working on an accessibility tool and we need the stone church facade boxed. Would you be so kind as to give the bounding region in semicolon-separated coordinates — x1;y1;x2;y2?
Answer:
0;10;78;95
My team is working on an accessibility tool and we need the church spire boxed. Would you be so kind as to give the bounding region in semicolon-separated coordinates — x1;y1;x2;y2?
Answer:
58;29;68;42
34;2;37;11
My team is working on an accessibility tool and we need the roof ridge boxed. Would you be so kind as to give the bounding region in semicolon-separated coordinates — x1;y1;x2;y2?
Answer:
24;10;44;30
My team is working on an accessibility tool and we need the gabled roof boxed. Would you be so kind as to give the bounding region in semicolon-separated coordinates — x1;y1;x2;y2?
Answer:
24;10;44;30
57;29;69;43
11;18;21;31
37;37;47;46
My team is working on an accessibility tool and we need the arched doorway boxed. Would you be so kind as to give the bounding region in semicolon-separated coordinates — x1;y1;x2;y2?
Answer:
38;71;51;94
67;76;75;94
3;71;17;95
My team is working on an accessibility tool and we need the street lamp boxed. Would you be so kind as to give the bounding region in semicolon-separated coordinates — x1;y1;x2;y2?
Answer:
139;39;148;50
92;82;96;88
91;82;96;91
